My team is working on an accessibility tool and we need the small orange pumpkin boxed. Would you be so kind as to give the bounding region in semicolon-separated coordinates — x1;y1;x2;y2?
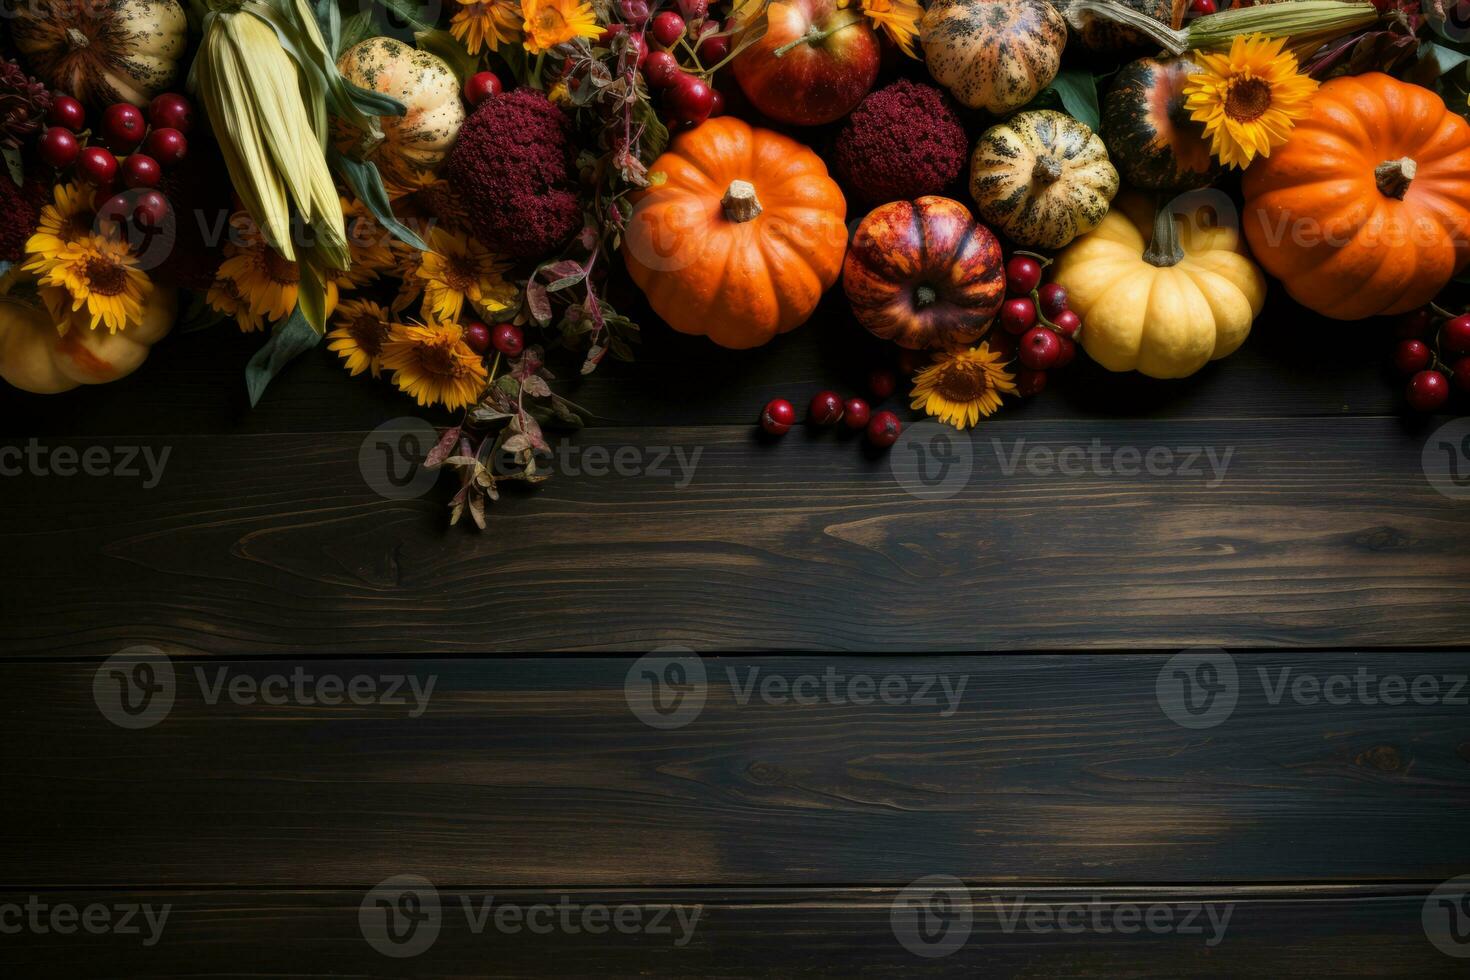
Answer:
624;117;848;349
1242;73;1470;320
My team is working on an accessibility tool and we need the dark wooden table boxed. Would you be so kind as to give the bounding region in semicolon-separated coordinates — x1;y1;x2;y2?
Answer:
2;291;1469;976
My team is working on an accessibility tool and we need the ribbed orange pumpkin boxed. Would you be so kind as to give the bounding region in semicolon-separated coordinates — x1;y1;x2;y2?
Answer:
1242;73;1470;320
624;118;848;349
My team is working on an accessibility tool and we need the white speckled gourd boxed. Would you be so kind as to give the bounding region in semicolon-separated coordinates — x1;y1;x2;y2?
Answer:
920;0;1066;114
334;37;466;184
970;110;1119;250
12;0;187;108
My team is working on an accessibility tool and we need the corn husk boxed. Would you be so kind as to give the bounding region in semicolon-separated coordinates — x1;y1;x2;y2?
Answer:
1059;0;1380;56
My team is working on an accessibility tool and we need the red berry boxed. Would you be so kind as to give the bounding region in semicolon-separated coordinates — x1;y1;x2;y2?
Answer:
464;322;491;354
121;154;161;189
708;89;725;117
1005;256;1042;296
492;323;524;356
1454;357;1470;393
1407;370;1450;412
1051;309;1082;339
1016;368;1047;397
987;330;1018;360
1441;314;1470;355
666;73;714;123
76;146;118;187
37;126;79;169
601;22;625;42
698;26;730;62
844;397;871;430
47;95;85;132
132;190;170;229
761;398;796;435
678;0;708;20
101;103;146;152
1000;297;1037;335
464;71;503;106
618;0;651;25
147;93;193;134
1394;338;1432;375
868;368;896;400
644;50;681;88
1037;283;1068;319
96;193;134;237
1189;0;1216;13
809;389;844;426
1019;326;1062;370
626;31;649;67
1395;308;1434;339
143;127;187;167
1053;334;1077;370
866;411;902;449
652;11;685;46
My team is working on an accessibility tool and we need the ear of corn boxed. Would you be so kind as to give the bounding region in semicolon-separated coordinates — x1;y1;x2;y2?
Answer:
1058;0;1379;56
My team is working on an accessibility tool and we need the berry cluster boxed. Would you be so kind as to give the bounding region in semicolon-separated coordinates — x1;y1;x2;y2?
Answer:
987;253;1083;397
37;93;193;232
760;369;903;449
463;321;525;358
607;0;729;128
1392;307;1470;413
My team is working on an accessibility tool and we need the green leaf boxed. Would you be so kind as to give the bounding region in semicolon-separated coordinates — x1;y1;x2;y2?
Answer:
416;28;480;85
1046;68;1101;132
338;10;375;52
632;98;669;163
330;146;430;251
245;307;322;406
175;290;230;335
1410;41;1470;86
373;0;435;32
2;147;23;188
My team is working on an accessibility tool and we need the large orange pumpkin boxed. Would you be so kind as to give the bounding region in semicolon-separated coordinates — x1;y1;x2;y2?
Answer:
1242;73;1470;320
623;117;848;349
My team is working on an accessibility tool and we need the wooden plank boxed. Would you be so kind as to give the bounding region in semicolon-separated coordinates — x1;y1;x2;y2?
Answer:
0;886;1458;977
4;655;1469;886
0;292;1400;438
0;418;1466;652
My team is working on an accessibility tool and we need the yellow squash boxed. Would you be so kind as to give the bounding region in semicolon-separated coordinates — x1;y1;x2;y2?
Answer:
1051;192;1265;379
0;289;176;394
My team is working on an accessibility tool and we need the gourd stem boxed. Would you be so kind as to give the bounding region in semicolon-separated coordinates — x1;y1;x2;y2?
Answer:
1057;0;1188;55
1142;202;1184;268
65;28;91;50
722;180;763;223
772;9;865;58
915;284;938;308
1375;157;1416;200
1032;156;1063;184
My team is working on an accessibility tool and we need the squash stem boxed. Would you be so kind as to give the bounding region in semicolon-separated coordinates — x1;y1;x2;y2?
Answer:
772;9;865;58
915;284;938;308
1375;157;1416;200
1142;200;1184;268
722;180;763;222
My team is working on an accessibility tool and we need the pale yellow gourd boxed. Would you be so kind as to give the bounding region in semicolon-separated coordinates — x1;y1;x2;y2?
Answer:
12;0;188;108
1051;192;1265;379
334;38;466;185
0;289;176;394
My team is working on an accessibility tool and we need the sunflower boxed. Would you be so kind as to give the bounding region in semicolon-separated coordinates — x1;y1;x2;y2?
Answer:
450;0;524;55
206;276;265;333
38;234;152;334
23;183;97;277
417;228;516;323
910;343;1017;429
216;213;339;325
328;299;394;378
1184;33;1318;170
381;320;489;410
839;0;921;58
336;196;396;291
521;0;602;54
390;240;426;314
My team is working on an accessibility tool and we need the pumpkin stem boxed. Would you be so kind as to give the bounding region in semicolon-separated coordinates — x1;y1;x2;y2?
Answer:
722;180;763;223
1057;0;1188;55
915;284;938;308
1375;157;1417;200
1142;200;1185;268
772;8;866;58
1032;156;1064;184
65;28;91;51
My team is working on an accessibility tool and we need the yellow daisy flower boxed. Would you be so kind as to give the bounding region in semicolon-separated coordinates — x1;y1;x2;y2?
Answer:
38;234;151;334
839;0;921;58
451;0;524;55
206;277;266;333
328;299;394;378
381;320;489;410
23;183;98;277
390;240;426;314
417;228;516;323
1184;33;1319;170
910;343;1017;429
216;214;339;325
521;0;602;54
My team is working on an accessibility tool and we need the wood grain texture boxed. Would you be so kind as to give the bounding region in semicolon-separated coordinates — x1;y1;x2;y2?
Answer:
0;887;1458;977
0;418;1466;653
5;656;1468;886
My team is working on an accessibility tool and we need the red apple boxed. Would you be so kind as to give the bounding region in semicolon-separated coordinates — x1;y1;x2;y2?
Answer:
731;0;879;126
